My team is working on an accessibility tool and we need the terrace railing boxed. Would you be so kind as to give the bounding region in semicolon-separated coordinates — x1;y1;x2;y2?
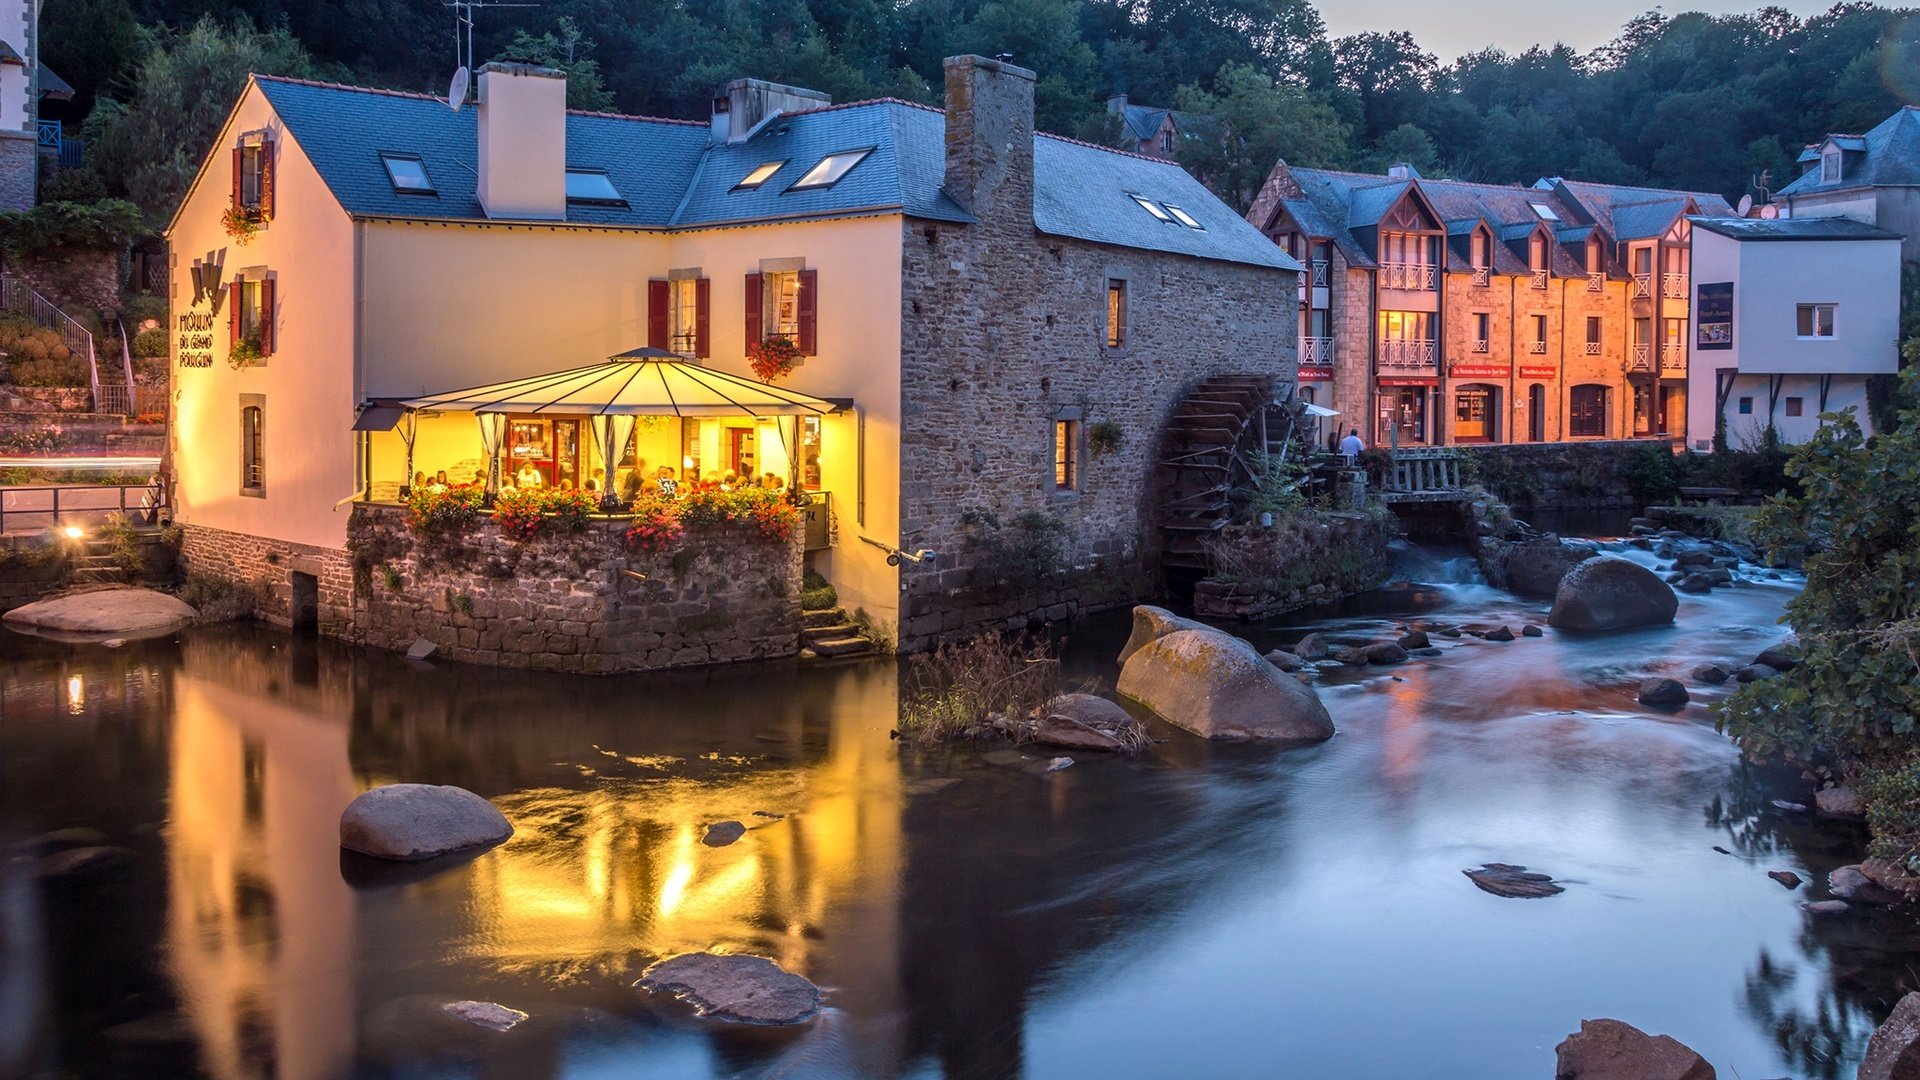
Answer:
1378;339;1436;369
1381;261;1435;290
1662;273;1688;299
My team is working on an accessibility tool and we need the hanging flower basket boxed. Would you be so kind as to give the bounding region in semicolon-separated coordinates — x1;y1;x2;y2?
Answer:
747;335;801;384
221;206;261;245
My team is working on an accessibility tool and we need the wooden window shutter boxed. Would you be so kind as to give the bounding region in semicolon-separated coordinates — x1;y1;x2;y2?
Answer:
646;279;669;350
229;282;242;346
231;147;244;210
694;278;711;358
259;137;276;220
259;278;275;355
797;269;818;355
744;273;762;345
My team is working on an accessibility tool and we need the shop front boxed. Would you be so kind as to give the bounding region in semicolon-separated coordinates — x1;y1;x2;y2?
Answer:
1376;377;1437;447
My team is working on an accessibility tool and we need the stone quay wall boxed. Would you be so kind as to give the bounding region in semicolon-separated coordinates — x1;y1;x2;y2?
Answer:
1460;439;1664;510
0;531;178;612
178;522;356;632
1191;509;1396;620
344;505;803;674
9;245;124;320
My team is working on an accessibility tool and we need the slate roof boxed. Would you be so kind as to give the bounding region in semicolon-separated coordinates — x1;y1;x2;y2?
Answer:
1780;107;1920;195
38;64;73;100
1118;103;1174;142
1690;216;1904;242
244;75;1291;270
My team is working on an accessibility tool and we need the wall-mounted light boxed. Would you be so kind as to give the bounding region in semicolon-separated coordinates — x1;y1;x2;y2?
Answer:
61;525;85;540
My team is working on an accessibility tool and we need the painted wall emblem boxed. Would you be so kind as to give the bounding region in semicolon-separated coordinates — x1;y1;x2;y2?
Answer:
177;249;226;369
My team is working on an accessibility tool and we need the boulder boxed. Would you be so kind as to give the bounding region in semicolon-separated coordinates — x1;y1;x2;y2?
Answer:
1675;573;1715;594
1638;678;1690;707
1117;628;1334;743
1753;642;1802;671
702;821;746;847
1735;663;1779;684
1264;649;1305;673
1364;642;1408;665
1675;548;1717;568
340;784;513;862
1860;992;1920;1080
1552;1018;1716;1080
1493;538;1597;599
1549;558;1679;632
1522;625;1544;638
1703;568;1734;586
1803;899;1851;916
1814;785;1864;819
2;588;198;641
1117;605;1214;666
1830;865;1902;906
1767;870;1802;890
1484;625;1515;642
1397;629;1430;650
1031;694;1139;752
1861;858;1920;903
638;952;820;1025
1464;863;1563;898
1691;663;1730;685
1292;632;1331;660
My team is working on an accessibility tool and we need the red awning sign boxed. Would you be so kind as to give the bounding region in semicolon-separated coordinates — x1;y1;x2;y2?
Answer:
1519;366;1557;379
1298;365;1334;380
1448;365;1511;379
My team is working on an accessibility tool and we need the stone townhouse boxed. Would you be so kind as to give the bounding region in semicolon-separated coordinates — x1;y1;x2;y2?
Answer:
1779;105;1920;262
1247;162;1731;448
163;54;1297;669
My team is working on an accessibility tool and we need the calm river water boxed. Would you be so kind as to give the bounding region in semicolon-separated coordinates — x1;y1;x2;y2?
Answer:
1;541;1913;1079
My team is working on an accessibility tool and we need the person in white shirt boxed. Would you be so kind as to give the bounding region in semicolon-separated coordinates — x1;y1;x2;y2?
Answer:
1338;429;1365;460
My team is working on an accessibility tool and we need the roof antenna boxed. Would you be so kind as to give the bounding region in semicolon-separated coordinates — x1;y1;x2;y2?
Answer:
442;0;537;110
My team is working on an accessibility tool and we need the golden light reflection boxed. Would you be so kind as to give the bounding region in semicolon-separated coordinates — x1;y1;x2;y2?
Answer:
64;674;84;715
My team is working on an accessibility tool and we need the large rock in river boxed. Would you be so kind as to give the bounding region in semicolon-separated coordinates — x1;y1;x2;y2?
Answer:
639;952;821;1025
1553;1018;1716;1080
1547;557;1678;632
2;587;197;640
1117;605;1215;665
1860;992;1920;1080
1491;537;1596;599
340;784;513;861
1117;628;1334;743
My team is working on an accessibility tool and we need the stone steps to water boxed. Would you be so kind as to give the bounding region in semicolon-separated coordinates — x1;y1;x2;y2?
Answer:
799;606;877;661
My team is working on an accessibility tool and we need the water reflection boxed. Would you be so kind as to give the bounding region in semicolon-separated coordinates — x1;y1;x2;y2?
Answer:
0;545;1912;1078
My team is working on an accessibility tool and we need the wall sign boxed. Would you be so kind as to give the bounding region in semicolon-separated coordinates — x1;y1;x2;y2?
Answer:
177;249;227;369
1448;364;1510;379
1696;282;1732;350
1377;377;1438;387
1298;365;1334;380
1519;365;1557;379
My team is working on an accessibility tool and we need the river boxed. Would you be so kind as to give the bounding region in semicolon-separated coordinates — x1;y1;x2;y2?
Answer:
0;537;1910;1079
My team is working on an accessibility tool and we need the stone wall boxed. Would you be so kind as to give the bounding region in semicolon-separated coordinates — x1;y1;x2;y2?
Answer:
1191;509;1396;620
0;135;33;213
1460;439;1658;510
894;57;1297;650
5;388;91;412
345;505;802;673
0;531;178;612
9;245;123;319
178;522;356;633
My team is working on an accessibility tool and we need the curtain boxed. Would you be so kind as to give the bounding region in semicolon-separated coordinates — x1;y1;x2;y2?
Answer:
476;412;506;496
589;413;638;508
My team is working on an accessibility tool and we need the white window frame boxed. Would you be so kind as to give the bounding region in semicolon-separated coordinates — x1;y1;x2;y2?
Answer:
669;277;700;355
764;269;801;341
1796;303;1836;339
1821;149;1841;182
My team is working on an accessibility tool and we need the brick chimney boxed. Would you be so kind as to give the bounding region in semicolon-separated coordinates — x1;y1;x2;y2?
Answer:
476;62;566;221
943;54;1035;227
710;78;830;145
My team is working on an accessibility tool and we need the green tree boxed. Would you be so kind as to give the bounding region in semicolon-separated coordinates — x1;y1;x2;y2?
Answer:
40;0;144;116
82;16;316;223
494;17;617;111
1174;62;1349;212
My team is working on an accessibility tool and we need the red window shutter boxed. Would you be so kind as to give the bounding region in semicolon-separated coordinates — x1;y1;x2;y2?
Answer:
646;279;669;350
797;269;817;355
694;277;711;358
231;147;243;210
259;278;275;355
259;137;276;220
744;272;762;345
229;282;242;346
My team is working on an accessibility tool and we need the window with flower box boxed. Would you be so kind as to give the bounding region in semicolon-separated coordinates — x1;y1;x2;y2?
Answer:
744;265;817;356
231;133;274;221
228;276;274;363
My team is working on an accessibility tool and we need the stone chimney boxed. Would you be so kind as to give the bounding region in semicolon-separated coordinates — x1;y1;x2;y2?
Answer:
1387;161;1421;180
943;54;1035;226
710;78;830;145
477;62;566;221
1107;93;1128;115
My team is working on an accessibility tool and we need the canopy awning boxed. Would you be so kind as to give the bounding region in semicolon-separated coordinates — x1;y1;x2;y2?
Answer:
352;399;410;431
1302;402;1340;418
400;353;846;418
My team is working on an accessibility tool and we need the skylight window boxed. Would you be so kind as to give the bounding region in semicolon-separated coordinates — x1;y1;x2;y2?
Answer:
735;161;786;190
565;169;625;206
787;148;874;192
1529;201;1560;222
1131;195;1175;222
1164;204;1204;230
380;152;434;195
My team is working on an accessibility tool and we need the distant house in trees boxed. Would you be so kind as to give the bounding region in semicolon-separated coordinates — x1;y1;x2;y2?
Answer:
0;0;75;209
1780;106;1920;263
1106;94;1191;160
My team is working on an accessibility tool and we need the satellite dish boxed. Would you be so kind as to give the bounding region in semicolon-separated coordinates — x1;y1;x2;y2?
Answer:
1759;204;1779;220
1736;194;1753;217
447;65;470;111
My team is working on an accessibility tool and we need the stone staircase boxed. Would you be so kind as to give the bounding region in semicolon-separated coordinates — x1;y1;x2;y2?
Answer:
1157;374;1274;575
800;607;876;660
68;537;130;585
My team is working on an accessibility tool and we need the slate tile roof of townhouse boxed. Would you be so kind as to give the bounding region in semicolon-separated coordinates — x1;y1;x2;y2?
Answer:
247;75;1297;272
1782;106;1920;194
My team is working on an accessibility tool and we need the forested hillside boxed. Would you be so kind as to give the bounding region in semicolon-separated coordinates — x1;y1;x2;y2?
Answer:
44;0;1920;220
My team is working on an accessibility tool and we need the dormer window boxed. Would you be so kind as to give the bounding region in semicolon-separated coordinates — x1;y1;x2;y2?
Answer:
565;169;625;206
380;153;435;195
787;148;873;192
734;161;785;190
1821;148;1842;182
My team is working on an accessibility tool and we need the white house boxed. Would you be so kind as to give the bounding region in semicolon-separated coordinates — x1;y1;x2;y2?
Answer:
1685;215;1903;451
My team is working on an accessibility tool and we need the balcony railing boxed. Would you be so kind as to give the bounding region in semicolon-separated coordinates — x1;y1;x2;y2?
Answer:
1633;273;1653;298
1630;343;1652;371
1529;341;1548;354
1661;344;1686;371
1302;336;1334;364
1381;261;1436;290
1311;258;1329;284
1378;339;1437;368
1530;269;1549;290
1587;272;1605;292
1471;266;1490;287
1661;273;1687;299
35;120;84;170
1584;341;1601;356
1471;339;1489;353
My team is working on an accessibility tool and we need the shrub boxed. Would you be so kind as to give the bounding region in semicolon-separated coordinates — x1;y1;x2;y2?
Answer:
490;486;545;543
131;327;169;358
1623;442;1680;504
405;483;483;533
622;494;683;556
800;570;838;611
900;632;1060;742
676;485;801;543
178;574;255;622
0;199;145;256
39;170;107;204
0;315;81;386
961;509;1069;593
1087;418;1124;457
123;293;169;327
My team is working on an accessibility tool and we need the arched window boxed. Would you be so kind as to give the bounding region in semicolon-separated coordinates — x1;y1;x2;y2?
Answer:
1569;384;1609;438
